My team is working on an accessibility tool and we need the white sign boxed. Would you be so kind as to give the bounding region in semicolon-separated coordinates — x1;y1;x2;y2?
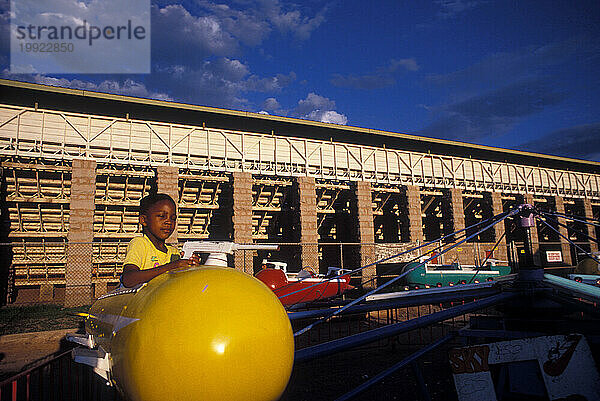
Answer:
546;250;563;263
451;334;600;401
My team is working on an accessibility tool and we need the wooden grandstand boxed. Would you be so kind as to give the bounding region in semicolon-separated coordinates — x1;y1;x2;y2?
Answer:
0;78;599;305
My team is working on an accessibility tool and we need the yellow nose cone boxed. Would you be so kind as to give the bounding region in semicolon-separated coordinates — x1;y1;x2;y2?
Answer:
111;267;294;401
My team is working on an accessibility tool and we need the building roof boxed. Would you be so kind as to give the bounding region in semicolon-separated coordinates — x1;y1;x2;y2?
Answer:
1;78;598;174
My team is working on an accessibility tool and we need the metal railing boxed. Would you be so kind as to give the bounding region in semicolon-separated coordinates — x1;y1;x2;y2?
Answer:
1;238;588;305
0;349;121;401
0;296;499;401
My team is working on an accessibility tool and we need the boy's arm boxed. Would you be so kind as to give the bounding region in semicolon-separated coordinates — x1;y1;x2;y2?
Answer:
121;257;200;288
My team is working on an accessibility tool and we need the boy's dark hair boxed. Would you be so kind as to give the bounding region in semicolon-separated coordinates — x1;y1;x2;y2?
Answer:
139;193;176;215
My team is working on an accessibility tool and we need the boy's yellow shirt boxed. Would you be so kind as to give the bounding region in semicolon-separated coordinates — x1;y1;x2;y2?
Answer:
123;235;180;270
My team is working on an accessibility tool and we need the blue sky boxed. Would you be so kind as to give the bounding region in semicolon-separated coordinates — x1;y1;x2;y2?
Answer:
1;0;599;161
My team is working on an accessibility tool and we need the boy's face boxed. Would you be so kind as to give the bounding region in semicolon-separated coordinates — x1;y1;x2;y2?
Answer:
140;199;177;241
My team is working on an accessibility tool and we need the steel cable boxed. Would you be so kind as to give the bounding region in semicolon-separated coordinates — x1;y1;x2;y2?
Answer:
280;208;514;307
293;206;520;337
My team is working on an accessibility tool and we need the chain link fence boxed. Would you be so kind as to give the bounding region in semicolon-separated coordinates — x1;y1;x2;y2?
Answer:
0;239;586;306
1;241;123;307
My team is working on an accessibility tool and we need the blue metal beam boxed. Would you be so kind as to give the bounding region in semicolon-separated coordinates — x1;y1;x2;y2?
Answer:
289;284;502;321
334;334;454;401
295;292;517;363
458;328;544;340
544;292;600;318
543;273;600;303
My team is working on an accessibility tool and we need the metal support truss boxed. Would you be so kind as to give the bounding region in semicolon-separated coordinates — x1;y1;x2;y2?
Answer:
2;104;599;197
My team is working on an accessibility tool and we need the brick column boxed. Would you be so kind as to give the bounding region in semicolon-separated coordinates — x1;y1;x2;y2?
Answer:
523;194;542;266
232;172;253;273
296;177;318;271
484;192;508;261
94;281;108;299
156;165;180;244
353;181;376;288
39;283;54;302
554;196;573;266
65;158;96;307
582;199;599;254
404;185;424;243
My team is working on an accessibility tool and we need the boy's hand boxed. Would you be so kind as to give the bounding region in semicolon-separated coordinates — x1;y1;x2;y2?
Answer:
169;257;200;271
189;253;201;265
121;255;201;288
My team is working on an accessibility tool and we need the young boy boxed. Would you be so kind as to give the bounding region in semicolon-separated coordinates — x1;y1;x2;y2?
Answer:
121;193;199;288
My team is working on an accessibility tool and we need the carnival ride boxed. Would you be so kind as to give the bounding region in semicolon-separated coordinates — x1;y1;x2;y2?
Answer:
569;252;600;286
400;258;511;289
255;260;354;306
67;243;294;401
64;203;600;401
287;203;600;401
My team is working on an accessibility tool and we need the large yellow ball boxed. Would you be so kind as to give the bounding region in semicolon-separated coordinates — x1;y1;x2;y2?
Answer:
108;267;294;401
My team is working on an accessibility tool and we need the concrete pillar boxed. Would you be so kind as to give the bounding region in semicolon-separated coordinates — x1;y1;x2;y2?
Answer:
582;199;599;254
353;181;376;288
65;158;96;307
554;196;573;266
296;176;319;271
232;172;254;274
156;165;180;244
484;192;508;261
523;194;542;266
404;185;424;243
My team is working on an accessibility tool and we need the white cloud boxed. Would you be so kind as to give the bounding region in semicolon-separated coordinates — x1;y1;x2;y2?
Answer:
261;97;280;111
146;2;309;108
389;58;419;72
1;1;326;115
195;0;271;46
7;0;151;73
151;0;327;65
152;4;239;64
246;72;297;92
148;58;295;108
259;0;328;40
306;110;348;125
296;92;336;115
1;70;172;100
294;93;347;125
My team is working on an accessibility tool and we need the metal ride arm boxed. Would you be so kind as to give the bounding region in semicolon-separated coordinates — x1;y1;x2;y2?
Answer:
282;208;517;305
293;207;520;337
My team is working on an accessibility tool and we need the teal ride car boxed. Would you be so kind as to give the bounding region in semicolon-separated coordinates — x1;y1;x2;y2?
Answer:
401;259;512;289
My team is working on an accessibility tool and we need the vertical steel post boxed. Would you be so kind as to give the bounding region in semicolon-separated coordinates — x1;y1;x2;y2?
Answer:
517;204;543;281
411;361;432;401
